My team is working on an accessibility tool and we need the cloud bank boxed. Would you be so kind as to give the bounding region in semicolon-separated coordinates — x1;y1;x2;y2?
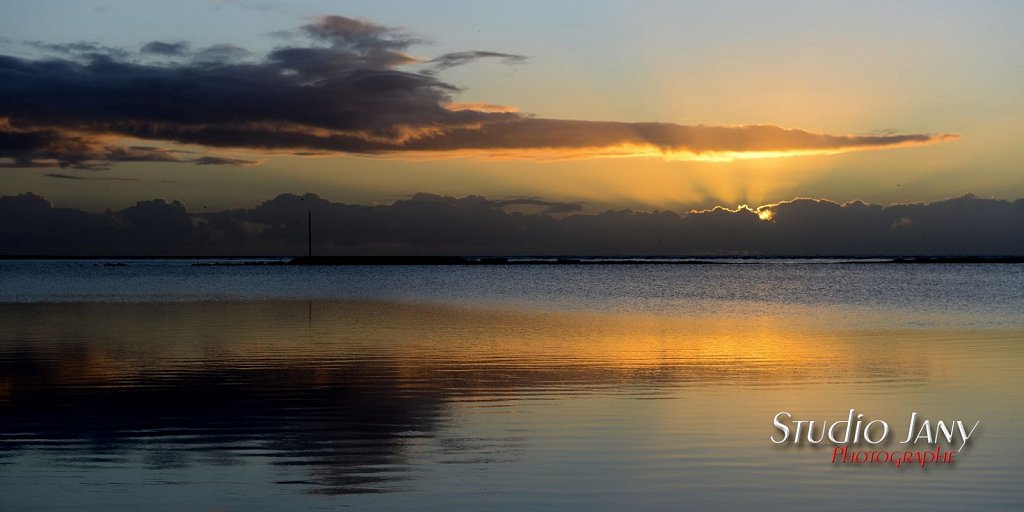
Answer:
0;15;955;170
2;191;1021;256
0;119;258;169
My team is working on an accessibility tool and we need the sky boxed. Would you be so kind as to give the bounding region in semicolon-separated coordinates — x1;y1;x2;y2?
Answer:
1;0;1023;213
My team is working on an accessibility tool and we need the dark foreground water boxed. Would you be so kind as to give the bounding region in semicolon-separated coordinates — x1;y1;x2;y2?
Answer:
1;260;1022;511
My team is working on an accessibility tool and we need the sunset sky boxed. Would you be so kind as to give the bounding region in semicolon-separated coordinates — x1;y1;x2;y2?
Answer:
1;0;1022;212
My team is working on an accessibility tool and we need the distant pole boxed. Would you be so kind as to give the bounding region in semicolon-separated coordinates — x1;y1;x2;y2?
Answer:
307;209;312;257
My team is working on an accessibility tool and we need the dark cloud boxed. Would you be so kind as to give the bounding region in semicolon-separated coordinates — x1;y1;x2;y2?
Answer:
0;15;955;169
0;192;124;251
119;198;194;244
496;197;584;214
43;173;139;181
0;119;263;169
1;192;1021;256
24;40;129;59
428;51;527;71
302;15;420;52
140;41;189;56
358;119;955;157
0;122;180;169
190;156;260;166
192;43;251;63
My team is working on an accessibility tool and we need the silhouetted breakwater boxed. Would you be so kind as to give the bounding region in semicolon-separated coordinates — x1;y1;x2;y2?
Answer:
285;256;1024;265
889;256;1024;264
176;255;1024;266
288;256;573;265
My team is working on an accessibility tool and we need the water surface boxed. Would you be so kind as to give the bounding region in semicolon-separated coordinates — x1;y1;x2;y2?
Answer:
1;261;1022;510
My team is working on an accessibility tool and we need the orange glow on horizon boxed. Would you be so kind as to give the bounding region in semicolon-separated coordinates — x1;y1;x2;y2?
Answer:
335;134;959;164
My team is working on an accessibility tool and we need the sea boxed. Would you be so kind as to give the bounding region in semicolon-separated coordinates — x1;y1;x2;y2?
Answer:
1;259;1022;511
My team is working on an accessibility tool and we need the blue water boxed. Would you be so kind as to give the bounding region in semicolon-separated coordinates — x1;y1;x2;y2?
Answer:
0;260;1022;511
2;259;1022;327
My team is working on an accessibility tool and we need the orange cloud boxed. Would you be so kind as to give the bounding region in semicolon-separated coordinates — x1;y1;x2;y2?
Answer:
443;102;521;113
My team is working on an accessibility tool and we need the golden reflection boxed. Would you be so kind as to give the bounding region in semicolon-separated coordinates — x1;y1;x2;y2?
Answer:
0;301;959;391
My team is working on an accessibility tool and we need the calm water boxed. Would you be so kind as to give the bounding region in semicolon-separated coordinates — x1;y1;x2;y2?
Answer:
1;261;1023;511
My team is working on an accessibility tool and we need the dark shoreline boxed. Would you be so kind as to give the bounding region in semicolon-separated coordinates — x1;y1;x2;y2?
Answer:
286;256;1024;265
6;255;1024;265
